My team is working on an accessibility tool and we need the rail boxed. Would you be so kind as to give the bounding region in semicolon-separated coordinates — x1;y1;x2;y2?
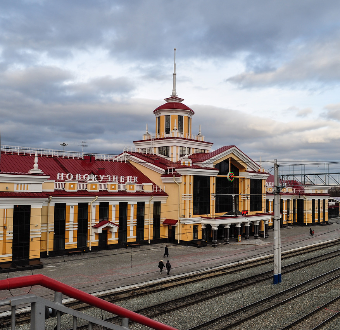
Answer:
0;274;177;330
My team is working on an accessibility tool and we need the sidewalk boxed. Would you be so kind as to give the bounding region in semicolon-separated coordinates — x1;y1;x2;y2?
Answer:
1;219;340;301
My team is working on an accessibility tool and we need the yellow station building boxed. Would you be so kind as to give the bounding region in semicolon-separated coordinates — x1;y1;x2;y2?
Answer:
0;56;329;269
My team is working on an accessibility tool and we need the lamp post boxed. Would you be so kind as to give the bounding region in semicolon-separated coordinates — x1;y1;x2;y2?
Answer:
60;143;68;151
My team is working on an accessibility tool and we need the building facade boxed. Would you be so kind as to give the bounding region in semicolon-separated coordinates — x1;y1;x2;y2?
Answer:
0;54;329;268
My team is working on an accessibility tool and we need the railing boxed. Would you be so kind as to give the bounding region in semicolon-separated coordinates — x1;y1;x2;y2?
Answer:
0;274;177;330
1;145;119;161
144;132;205;141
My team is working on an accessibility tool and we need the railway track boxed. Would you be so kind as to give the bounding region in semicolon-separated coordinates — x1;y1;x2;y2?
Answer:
1;239;340;329
187;268;340;330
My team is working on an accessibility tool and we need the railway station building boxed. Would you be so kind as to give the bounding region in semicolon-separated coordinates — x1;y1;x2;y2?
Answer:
265;175;329;227
0;61;329;269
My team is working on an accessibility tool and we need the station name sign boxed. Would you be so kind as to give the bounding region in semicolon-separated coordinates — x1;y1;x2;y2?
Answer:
57;173;138;183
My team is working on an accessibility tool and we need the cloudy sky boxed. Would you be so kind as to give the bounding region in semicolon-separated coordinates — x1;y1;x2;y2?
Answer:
1;0;340;171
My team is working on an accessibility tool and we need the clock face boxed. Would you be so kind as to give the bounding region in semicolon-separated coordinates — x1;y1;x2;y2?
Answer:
227;171;234;182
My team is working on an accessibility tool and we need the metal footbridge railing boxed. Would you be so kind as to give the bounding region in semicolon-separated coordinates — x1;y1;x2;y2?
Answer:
0;274;177;330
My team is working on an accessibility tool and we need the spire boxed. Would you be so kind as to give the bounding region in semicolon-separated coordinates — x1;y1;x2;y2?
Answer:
165;48;184;103
172;48;177;97
29;152;43;174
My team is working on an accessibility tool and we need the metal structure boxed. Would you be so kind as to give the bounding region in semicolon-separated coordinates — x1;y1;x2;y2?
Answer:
281;172;340;186
0;274;177;330
273;159;282;284
278;162;340;186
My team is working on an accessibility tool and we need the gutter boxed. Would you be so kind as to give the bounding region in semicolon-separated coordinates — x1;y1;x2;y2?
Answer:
47;196;52;256
173;175;180;244
89;196;98;251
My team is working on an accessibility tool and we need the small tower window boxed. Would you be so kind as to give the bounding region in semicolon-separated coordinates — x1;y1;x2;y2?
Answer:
187;117;191;137
165;115;170;134
178;115;183;133
157;116;160;135
159;146;169;157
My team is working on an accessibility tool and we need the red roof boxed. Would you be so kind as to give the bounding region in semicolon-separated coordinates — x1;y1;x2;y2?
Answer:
127;152;217;171
153;102;194;114
266;174;305;193
93;220;119;228
189;145;235;163
0;152;155;183
163;219;178;225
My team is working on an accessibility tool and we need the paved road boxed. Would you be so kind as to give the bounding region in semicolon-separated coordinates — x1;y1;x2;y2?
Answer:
1;219;340;302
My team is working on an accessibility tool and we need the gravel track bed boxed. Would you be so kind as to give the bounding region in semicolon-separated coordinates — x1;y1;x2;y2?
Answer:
238;277;340;330
131;253;340;330
288;296;340;330
4;242;340;330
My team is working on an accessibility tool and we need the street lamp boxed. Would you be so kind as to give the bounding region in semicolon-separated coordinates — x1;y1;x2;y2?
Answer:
60;143;68;151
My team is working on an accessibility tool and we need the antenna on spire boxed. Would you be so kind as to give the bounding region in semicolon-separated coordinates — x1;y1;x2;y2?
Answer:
172;48;177;97
164;48;183;103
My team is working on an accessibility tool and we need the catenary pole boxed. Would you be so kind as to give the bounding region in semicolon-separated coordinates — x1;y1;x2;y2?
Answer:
273;159;282;284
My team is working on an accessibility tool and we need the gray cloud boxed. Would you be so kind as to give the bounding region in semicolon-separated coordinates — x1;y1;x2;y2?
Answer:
324;103;340;121
227;39;340;88
191;104;340;161
2;0;340;66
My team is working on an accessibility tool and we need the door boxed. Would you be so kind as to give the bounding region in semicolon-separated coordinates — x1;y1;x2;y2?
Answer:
54;203;66;252
98;230;108;249
136;202;145;242
12;205;31;266
297;199;304;224
77;203;88;250
153;202;161;240
119;202;127;244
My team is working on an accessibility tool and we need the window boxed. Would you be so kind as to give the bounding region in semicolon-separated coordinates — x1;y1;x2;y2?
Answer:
180;146;190;157
153;201;161;239
157;116;160;135
99;202;109;221
136;202;145;241
250;179;262;211
158;146;169;157
215;160;239;176
165;115;170;134
193;176;210;215
54;203;66;251
187;117;191;137
215;177;239;213
178;115;183;133
119;202;128;244
193;225;198;240
287;199;290;217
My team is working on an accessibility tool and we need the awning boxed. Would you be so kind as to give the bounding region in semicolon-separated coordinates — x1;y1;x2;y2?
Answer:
92;220;119;229
163;219;178;225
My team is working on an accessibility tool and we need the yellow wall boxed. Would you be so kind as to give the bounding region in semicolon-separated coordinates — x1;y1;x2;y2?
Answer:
0;183;15;192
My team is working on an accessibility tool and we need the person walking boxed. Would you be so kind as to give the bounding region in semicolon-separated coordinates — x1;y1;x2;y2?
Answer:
310;227;313;236
166;260;171;275
158;260;165;274
164;245;169;258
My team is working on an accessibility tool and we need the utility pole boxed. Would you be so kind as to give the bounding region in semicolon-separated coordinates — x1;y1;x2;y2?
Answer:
273;159;282;284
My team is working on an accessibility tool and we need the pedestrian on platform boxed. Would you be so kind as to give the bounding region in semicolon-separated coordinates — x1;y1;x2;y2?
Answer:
310;227;313;236
164;245;169;258
166;260;171;275
158;260;165;274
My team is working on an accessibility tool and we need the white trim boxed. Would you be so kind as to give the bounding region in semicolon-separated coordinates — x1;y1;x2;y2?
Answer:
176;168;219;177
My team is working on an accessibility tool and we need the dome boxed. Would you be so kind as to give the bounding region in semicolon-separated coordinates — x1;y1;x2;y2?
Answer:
153;102;194;114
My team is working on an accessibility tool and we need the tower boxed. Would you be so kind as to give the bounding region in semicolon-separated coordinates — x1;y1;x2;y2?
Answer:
134;49;212;162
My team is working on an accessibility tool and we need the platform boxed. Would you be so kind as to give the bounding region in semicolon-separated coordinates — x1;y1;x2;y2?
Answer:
1;219;340;302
